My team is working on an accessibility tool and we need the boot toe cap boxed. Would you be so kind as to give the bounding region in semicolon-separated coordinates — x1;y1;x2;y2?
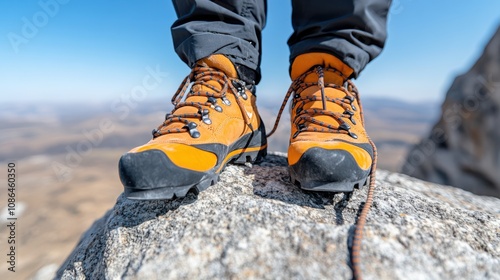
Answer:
288;142;373;191
119;149;210;197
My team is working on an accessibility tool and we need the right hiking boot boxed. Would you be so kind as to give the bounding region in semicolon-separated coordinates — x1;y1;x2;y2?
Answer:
267;53;374;192
119;54;267;200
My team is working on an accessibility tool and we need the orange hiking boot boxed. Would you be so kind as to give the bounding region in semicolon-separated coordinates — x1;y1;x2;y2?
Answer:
268;53;375;192
119;55;267;200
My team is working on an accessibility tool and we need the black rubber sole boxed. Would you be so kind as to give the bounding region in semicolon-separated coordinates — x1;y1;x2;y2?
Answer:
124;172;216;200
291;174;369;192
123;147;266;200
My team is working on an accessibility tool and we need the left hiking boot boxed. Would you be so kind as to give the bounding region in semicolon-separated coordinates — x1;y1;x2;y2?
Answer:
118;54;267;200
270;53;374;192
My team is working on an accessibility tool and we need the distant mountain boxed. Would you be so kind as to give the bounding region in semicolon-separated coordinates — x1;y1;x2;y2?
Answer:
403;26;500;197
362;97;440;124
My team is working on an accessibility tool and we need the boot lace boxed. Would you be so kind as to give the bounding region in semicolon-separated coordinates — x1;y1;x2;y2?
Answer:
266;65;378;280
267;65;361;139
152;66;253;139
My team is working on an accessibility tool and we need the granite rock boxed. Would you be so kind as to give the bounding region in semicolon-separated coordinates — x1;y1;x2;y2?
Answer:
57;154;500;280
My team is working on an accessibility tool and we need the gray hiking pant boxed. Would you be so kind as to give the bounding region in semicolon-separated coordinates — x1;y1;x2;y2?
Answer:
171;0;392;84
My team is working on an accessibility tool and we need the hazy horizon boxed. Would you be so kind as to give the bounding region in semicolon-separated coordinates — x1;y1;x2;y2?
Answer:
1;1;500;104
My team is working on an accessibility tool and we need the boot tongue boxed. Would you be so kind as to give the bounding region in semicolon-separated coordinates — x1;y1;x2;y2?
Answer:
291;52;353;85
188;54;238;97
196;54;238;78
169;55;238;129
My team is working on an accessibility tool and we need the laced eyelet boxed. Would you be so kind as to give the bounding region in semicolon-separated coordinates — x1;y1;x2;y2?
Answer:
207;97;223;112
345;95;355;103
344;110;353;115
232;80;248;100
152;128;159;137
185;122;200;138
200;109;211;125
222;96;231;106
339;122;351;131
344;110;355;124
348;131;358;139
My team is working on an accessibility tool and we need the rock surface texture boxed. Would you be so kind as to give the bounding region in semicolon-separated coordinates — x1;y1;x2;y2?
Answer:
402;26;500;197
57;154;500;280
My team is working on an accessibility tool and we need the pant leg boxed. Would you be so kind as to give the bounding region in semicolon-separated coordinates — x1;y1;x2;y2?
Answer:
171;0;266;84
289;0;392;78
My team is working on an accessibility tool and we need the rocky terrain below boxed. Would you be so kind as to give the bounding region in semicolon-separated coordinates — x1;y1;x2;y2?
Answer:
57;154;500;280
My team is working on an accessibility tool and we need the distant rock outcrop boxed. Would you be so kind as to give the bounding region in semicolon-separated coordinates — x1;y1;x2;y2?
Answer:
57;154;499;279
402;26;500;197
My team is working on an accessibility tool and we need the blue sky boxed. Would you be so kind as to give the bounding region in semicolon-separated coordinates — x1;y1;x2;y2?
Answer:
1;0;499;105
